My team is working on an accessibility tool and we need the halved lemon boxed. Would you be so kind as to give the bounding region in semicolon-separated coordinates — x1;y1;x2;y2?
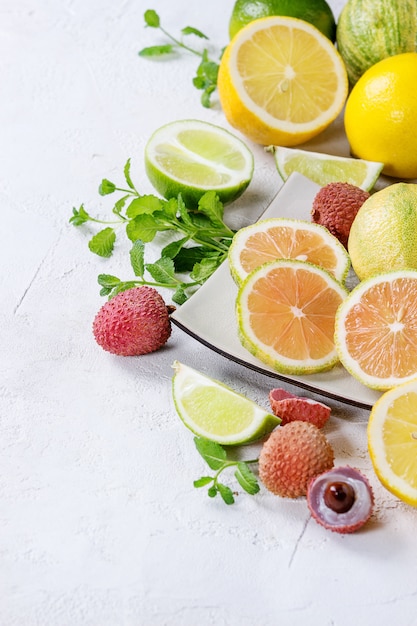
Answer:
228;217;350;285
335;270;417;390
368;378;417;507
172;361;280;445
273;147;383;190
237;259;348;374
217;16;348;146
144;119;254;206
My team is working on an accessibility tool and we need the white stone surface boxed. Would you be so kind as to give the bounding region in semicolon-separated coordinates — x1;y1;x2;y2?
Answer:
2;1;417;624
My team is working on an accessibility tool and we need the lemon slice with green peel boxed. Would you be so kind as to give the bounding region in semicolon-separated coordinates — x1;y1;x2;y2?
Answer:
228;217;350;286
172;361;280;445
368;378;417;506
273;146;383;191
237;259;348;375
144;119;254;207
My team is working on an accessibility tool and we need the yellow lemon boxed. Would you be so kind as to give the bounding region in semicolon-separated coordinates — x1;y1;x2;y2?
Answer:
347;183;417;281
368;378;417;506
344;52;417;179
217;16;348;147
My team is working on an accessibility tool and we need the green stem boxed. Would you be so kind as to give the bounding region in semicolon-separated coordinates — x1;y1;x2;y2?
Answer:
159;25;203;58
213;459;258;485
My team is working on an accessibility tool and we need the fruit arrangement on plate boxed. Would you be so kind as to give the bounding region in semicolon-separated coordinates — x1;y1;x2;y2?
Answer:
71;0;417;526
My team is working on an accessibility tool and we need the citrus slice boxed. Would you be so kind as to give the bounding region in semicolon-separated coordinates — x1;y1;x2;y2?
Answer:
217;16;348;146
273;147;383;191
236;259;348;374
171;361;280;445
228;217;350;285
368;378;417;506
144;119;254;207
335;270;417;390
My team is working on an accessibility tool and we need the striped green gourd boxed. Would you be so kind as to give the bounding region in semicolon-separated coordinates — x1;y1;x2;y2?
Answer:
336;0;417;85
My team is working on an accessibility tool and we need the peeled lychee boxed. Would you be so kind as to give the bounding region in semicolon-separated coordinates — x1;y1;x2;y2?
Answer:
92;286;172;356
259;421;334;498
311;182;370;248
307;466;374;533
269;388;331;428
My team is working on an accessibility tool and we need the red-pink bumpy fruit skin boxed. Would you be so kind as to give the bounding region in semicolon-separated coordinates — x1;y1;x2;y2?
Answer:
269;388;331;428
92;286;171;356
259;421;335;498
311;182;370;248
307;466;374;534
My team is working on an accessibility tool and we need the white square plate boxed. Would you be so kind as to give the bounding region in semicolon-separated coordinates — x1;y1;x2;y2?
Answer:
171;173;381;409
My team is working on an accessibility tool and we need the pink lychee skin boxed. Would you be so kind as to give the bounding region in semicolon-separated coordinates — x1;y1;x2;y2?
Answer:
269;388;331;428
92;286;172;356
311;182;370;248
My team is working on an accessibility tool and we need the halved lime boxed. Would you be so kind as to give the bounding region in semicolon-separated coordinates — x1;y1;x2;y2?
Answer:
145;120;254;207
172;361;280;445
272;146;383;191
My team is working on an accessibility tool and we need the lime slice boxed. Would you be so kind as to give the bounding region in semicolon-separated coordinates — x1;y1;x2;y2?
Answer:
273;146;383;191
145;119;254;207
172;361;280;445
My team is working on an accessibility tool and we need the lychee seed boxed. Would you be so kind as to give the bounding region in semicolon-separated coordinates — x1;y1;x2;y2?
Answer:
259;421;335;498
92;286;172;356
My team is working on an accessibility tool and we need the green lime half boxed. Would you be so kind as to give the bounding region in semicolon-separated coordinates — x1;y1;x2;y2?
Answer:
273;146;384;191
145;119;254;207
172;361;280;445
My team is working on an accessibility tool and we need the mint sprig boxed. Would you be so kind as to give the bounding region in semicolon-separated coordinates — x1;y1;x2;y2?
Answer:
139;9;222;108
69;159;235;304
193;437;260;505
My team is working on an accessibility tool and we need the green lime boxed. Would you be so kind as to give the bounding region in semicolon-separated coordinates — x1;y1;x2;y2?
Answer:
172;361;280;445
229;0;336;41
144;119;254;208
273;146;383;191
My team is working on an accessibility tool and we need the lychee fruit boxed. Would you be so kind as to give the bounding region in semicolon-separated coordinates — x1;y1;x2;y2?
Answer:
307;466;374;533
92;286;172;356
269;388;331;428
259;421;334;498
311;182;370;248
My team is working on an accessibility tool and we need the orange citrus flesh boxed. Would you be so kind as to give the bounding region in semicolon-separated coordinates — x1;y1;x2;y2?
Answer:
240;226;342;278
242;262;345;367
341;278;417;381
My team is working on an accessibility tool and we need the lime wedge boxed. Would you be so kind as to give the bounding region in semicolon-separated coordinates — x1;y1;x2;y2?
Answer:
172;361;280;445
273;146;383;191
145;119;254;207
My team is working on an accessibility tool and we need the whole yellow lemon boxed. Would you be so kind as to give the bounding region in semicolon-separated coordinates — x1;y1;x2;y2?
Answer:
344;53;417;179
348;183;417;281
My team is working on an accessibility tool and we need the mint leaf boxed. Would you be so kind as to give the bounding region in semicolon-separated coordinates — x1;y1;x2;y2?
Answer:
99;179;116;196
126;214;159;243
208;486;218;498
235;462;260;495
193;476;213;488
145;257;176;284
69;205;90;226
113;194;130;216
97;274;121;288
129;240;145;277
88;227;116;257
123;158;135;191
194;437;227;470
172;285;188;305
126;195;163;218
182;26;209;39
144;9;160;28
217;483;235;505
197;191;226;228
161;236;189;260
190;257;221;282
139;44;174;57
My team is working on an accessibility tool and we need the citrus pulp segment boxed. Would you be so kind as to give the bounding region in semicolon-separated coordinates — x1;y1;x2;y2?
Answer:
217;16;348;146
368;379;417;506
335;271;417;390
171;361;280;445
144;119;254;206
273;147;383;190
228;217;350;285
236;259;348;374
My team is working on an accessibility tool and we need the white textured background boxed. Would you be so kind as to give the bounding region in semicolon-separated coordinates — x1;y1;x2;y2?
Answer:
2;1;417;624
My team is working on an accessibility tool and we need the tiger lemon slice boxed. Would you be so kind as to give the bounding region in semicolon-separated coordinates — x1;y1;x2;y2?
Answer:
273;147;383;191
172;361;280;445
368;379;417;507
237;259;348;374
335;271;417;390
144;119;254;207
228;217;350;285
217;16;348;146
